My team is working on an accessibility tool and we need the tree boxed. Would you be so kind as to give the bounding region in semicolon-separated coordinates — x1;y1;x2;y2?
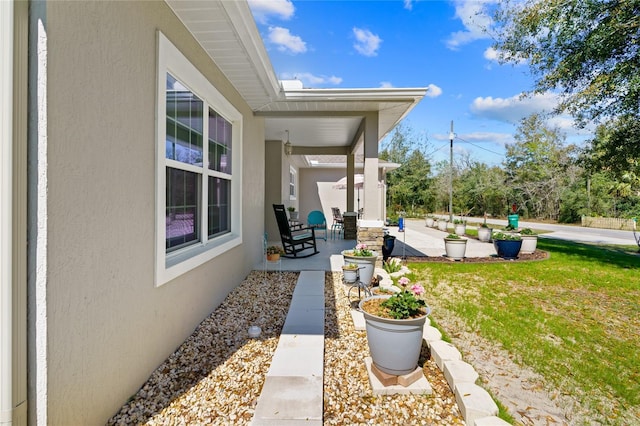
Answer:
504;114;577;219
583;115;640;180
493;0;640;127
380;124;434;214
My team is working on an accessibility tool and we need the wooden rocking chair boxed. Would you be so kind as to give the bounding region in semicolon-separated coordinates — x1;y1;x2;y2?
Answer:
273;204;319;258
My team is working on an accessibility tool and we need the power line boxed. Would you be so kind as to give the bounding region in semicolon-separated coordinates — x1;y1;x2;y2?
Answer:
454;136;505;156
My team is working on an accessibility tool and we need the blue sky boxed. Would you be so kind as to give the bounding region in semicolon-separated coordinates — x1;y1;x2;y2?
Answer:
248;0;592;166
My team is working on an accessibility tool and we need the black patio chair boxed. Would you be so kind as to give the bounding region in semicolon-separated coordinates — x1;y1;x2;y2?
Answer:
273;204;319;258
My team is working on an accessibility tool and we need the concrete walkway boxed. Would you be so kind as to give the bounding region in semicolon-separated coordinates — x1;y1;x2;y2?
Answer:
251;270;325;425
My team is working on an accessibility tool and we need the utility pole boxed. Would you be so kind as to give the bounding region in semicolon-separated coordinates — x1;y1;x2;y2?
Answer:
449;120;454;222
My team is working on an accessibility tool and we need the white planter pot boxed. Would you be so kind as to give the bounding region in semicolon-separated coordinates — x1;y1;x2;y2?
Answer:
477;227;492;242
342;268;358;283
437;220;448;232
425;217;434;227
454;224;466;236
520;235;538;254
359;295;430;376
444;238;467;260
288;211;299;221
341;250;379;286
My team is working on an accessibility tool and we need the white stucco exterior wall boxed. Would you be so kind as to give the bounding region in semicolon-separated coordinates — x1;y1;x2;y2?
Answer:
34;2;264;424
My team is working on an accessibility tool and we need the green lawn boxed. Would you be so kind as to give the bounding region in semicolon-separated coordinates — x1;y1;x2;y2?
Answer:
409;239;640;424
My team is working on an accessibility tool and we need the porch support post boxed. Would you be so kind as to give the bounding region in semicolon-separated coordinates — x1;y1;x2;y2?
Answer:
346;154;355;212
362;112;380;221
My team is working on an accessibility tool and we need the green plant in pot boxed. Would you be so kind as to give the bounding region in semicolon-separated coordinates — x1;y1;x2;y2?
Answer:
444;233;467;260
287;206;298;221
477;222;492;242
492;231;522;259
359;277;431;376
519;228;538;254
266;245;284;261
342;244;378;286
341;262;359;283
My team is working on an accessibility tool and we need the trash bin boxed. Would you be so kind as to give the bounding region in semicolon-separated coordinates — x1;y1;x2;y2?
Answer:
398;217;404;232
508;214;519;229
382;234;396;262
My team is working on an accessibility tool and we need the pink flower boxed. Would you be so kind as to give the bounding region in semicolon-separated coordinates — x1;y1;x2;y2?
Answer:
411;284;425;296
356;243;367;250
398;277;410;287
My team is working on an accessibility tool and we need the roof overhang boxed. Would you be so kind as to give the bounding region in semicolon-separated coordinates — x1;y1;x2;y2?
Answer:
166;0;427;162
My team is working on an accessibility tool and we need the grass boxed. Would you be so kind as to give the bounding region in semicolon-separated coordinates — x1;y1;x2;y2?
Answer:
409;239;640;424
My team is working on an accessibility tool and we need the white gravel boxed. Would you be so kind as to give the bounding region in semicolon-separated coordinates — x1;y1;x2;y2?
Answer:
108;270;465;425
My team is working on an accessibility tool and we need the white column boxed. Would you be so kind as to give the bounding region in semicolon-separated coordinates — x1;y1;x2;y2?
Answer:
0;1;15;424
362;112;382;224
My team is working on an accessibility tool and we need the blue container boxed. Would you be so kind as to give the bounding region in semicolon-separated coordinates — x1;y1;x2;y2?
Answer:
398;217;404;232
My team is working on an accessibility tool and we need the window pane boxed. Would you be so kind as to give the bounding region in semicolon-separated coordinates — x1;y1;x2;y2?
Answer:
166;73;203;166
208;176;231;238
166;168;200;251
208;109;232;173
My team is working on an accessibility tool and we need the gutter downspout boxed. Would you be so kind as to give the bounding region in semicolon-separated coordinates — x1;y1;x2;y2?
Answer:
1;1;15;424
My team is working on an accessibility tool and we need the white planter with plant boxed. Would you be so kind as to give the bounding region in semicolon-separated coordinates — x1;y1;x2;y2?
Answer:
437;219;448;232
287;206;298;221
359;278;431;376
342;244;379;286
342;263;359;283
444;234;467;260
453;220;466;236
519;228;538;254
477;224;492;242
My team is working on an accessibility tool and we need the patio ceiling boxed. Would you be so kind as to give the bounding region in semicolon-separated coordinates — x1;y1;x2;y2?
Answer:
165;0;426;157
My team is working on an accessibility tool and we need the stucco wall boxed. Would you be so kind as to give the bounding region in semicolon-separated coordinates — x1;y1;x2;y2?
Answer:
299;168;363;224
41;2;264;424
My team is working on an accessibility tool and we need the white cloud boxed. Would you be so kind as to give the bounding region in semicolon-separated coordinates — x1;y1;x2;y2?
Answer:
248;0;294;24
268;26;307;54
279;72;342;87
404;0;414;10
426;83;443;98
353;27;382;57
446;0;497;50
432;131;513;147
470;92;559;123
380;81;394;88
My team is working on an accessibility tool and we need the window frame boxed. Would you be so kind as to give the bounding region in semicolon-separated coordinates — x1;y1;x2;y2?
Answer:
289;166;297;200
156;32;243;286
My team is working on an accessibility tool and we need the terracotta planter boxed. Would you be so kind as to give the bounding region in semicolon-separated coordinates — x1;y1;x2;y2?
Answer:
444;238;467;260
266;253;280;262
520;235;538;254
477;227;492;242
341;250;379;286
359;295;430;375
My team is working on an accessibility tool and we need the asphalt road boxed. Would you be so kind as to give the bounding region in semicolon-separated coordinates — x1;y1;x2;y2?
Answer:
430;215;639;247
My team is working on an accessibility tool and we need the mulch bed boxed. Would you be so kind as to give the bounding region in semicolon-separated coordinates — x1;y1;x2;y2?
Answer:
400;250;549;263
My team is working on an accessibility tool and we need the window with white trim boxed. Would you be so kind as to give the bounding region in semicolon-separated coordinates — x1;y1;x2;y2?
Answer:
156;32;242;286
289;166;297;200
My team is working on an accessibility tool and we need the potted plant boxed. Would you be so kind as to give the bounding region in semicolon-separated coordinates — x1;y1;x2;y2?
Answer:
492;231;522;259
425;215;435;228
444;233;467;260
453;219;466;236
341;262;359;283
342;244;379;286
519;228;538;254
266;245;284;261
437;218;448;232
287;206;299;221
477;222;492;242
359;277;431;375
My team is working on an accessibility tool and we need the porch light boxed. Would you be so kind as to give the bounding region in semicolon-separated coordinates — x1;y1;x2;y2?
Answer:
284;129;293;156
